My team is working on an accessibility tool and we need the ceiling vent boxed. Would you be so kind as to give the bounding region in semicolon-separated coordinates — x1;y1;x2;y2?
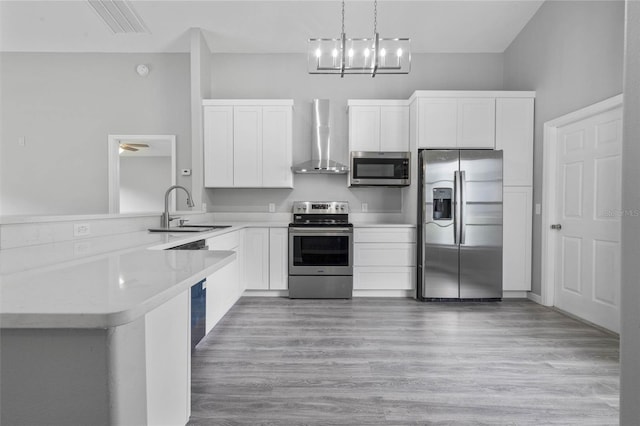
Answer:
87;0;149;34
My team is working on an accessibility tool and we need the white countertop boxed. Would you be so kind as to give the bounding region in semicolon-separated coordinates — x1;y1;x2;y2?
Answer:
0;224;262;329
0;220;409;329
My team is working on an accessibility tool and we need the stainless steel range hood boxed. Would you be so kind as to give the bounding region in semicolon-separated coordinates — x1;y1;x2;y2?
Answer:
292;99;349;174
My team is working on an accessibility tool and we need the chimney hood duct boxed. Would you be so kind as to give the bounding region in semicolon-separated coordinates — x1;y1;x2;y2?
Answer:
292;99;349;174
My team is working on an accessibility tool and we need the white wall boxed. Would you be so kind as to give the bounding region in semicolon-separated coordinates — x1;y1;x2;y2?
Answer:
0;53;191;216
620;1;640;422
206;52;504;213
119;156;171;213
502;0;625;295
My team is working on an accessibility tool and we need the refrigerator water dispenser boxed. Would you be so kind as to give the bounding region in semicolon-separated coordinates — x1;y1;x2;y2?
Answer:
433;188;452;220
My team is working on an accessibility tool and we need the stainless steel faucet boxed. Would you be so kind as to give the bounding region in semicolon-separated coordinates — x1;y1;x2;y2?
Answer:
161;185;195;228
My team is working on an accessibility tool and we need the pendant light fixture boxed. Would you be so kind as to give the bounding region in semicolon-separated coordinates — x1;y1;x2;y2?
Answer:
308;0;410;77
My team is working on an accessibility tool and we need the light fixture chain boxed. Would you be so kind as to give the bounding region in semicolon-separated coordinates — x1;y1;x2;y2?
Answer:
373;0;377;34
341;0;345;35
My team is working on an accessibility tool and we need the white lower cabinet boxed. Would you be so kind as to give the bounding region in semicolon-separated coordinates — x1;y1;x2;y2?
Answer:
503;187;533;291
354;267;415;290
244;228;270;290
353;227;417;292
269;228;288;290
205;230;245;333
245;227;288;291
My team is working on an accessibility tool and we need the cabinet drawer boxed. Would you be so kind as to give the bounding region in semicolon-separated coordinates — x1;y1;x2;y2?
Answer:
207;230;240;251
354;243;416;266
354;267;416;290
354;227;416;243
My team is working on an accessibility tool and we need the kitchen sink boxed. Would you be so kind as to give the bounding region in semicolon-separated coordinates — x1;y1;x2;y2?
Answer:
148;225;232;233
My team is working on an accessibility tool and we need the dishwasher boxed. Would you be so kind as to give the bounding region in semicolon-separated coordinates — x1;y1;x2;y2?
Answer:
167;239;208;351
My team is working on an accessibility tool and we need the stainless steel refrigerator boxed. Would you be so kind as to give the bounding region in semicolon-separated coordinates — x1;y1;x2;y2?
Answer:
417;149;503;300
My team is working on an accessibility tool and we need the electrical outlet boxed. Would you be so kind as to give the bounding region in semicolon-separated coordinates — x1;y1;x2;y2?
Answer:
268;203;276;213
535;203;541;215
361;203;368;213
73;223;91;237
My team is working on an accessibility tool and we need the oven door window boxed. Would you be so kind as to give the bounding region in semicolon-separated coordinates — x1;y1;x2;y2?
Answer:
353;158;405;179
293;235;350;266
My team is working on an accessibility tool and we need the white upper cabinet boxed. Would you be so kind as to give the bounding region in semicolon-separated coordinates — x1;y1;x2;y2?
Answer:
418;98;458;148
457;98;496;148
495;97;534;186
233;106;263;187
203;100;293;188
417;97;495;149
204;106;234;187
380;107;410;151
348;101;409;152
262;106;294;188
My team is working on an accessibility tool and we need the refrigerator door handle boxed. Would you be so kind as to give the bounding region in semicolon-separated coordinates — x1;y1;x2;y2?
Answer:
460;170;467;245
454;170;461;244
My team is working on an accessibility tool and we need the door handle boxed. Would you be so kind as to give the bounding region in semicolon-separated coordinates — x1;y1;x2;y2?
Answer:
551;224;562;230
454;171;460;244
460;170;466;245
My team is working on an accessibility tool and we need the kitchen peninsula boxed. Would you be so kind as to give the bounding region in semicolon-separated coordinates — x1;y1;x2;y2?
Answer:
0;228;237;426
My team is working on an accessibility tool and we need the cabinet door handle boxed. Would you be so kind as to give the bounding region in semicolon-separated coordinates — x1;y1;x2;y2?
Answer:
551;224;562;230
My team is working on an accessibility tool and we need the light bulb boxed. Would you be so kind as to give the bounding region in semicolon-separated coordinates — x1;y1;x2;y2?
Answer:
380;48;386;57
396;48;403;57
331;48;338;58
315;48;322;58
348;48;354;58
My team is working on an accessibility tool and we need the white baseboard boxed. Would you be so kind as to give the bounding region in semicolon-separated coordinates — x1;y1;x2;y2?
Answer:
353;290;414;298
527;292;543;304
242;290;288;297
502;291;528;299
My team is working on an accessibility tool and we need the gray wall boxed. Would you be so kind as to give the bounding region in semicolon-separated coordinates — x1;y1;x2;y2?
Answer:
206;52;504;213
620;1;640;421
502;0;625;295
0;53;191;216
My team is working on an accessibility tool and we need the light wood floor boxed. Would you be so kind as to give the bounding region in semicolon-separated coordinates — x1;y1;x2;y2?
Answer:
189;298;619;425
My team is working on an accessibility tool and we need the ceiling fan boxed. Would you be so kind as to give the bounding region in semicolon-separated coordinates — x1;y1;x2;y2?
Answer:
119;143;149;152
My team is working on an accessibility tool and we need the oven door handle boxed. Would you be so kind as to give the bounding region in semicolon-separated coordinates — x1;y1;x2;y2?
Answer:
289;227;353;235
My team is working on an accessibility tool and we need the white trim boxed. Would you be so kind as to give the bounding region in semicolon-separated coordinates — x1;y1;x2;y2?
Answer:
107;135;177;214
242;290;288;297
202;99;294;107
353;290;413;298
348;99;410;107
409;90;536;104
502;291;529;299
540;94;623;307
527;292;543;305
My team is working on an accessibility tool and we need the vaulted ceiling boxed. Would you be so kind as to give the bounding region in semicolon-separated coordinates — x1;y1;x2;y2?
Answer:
0;1;544;53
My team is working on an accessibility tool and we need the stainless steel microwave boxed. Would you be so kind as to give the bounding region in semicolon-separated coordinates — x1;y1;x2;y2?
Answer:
349;151;411;187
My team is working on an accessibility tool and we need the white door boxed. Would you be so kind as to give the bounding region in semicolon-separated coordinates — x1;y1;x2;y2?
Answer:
554;108;622;332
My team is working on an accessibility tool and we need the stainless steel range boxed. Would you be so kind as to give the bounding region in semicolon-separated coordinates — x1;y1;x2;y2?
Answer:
288;201;353;299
